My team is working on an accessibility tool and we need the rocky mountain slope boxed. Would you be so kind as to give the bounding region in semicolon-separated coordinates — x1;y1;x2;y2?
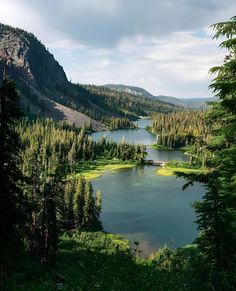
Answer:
0;24;181;128
0;24;103;129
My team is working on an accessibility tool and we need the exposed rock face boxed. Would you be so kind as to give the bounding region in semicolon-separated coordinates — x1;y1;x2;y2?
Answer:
0;24;67;86
0;23;103;130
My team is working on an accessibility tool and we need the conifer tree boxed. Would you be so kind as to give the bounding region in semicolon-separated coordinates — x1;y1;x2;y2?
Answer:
95;190;102;220
63;178;76;230
179;16;236;289
0;77;25;263
82;180;95;229
74;177;85;228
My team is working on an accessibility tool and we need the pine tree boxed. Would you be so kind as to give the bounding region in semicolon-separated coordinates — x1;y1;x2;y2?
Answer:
94;190;103;230
178;16;236;289
68;141;77;171
40;178;59;260
82;180;95;229
95;190;102;220
0;77;25;264
63;178;76;230
74;177;85;228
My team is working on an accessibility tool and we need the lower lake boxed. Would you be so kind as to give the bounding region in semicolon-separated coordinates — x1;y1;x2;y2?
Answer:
91;120;204;255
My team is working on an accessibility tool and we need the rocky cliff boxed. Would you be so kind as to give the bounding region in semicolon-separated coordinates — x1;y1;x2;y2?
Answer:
0;23;103;129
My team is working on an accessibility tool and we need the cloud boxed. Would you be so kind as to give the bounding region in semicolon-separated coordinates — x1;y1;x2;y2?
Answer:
63;30;225;97
0;0;235;48
0;0;235;98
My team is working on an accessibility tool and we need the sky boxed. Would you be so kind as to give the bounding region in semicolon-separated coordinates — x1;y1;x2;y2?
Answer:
0;0;235;98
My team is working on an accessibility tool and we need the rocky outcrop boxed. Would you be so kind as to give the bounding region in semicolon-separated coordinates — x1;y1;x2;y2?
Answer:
0;24;67;86
0;23;103;130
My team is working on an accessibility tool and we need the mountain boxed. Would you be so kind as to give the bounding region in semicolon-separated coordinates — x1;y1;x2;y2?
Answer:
105;84;155;99
0;24;181;128
156;95;213;109
0;24;104;129
104;84;213;109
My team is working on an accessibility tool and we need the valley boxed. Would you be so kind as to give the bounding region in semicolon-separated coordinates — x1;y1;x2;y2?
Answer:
1;14;236;291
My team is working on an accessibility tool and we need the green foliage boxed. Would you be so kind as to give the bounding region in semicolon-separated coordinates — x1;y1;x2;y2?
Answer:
102;116;137;129
177;16;236;290
150;110;209;148
150;110;212;167
17;118;146;173
5;232;210;291
0;78;26;265
78;84;181;120
67;177;102;230
11;117;145;262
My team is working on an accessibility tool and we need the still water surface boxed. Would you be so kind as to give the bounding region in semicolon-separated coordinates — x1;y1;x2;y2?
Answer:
91;120;204;255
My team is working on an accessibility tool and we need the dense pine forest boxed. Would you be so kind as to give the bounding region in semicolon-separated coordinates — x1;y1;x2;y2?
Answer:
0;16;236;291
0;78;146;285
150;110;212;168
150;110;208;149
53;82;182;122
80;84;181;119
101;116;137;129
20;79;182;123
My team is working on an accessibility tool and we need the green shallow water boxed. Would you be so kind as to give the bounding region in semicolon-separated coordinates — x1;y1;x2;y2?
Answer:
91;120;204;255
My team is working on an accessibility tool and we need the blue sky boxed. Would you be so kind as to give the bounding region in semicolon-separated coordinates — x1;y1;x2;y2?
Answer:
0;0;235;98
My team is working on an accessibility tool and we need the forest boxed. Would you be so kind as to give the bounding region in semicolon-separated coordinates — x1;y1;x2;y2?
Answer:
101;116;137;129
150;110;208;149
150;110;212;169
0;16;236;291
0;80;146;272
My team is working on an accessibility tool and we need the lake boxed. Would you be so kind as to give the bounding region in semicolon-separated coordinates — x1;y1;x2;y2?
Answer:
91;120;204;255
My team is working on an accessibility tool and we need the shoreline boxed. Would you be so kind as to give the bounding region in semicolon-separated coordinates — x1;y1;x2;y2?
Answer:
156;164;207;176
75;160;136;180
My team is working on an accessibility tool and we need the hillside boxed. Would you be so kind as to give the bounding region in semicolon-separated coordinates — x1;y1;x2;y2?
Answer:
156;95;213;109
0;24;180;128
0;24;103;129
104;84;213;109
105;84;155;99
7;231;208;290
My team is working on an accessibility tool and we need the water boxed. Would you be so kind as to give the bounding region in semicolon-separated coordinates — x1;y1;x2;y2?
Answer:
91;120;204;255
91;118;156;145
135;118;152;128
91;128;156;146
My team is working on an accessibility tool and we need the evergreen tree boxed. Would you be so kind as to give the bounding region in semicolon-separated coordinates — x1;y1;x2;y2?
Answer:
0;77;25;264
63;178;76;230
94;190;103;230
74;177;85;228
82;180;95;229
179;16;236;289
95;190;102;219
40;178;59;260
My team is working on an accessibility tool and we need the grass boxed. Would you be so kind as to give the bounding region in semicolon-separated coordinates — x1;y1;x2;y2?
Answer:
156;162;207;177
156;167;174;176
6;231;209;290
6;232;153;290
75;159;135;180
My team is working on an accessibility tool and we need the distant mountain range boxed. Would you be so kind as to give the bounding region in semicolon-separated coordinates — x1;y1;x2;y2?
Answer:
155;96;213;109
105;84;214;109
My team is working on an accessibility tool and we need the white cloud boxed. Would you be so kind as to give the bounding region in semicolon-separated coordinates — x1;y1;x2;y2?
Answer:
65;30;225;97
0;0;234;98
